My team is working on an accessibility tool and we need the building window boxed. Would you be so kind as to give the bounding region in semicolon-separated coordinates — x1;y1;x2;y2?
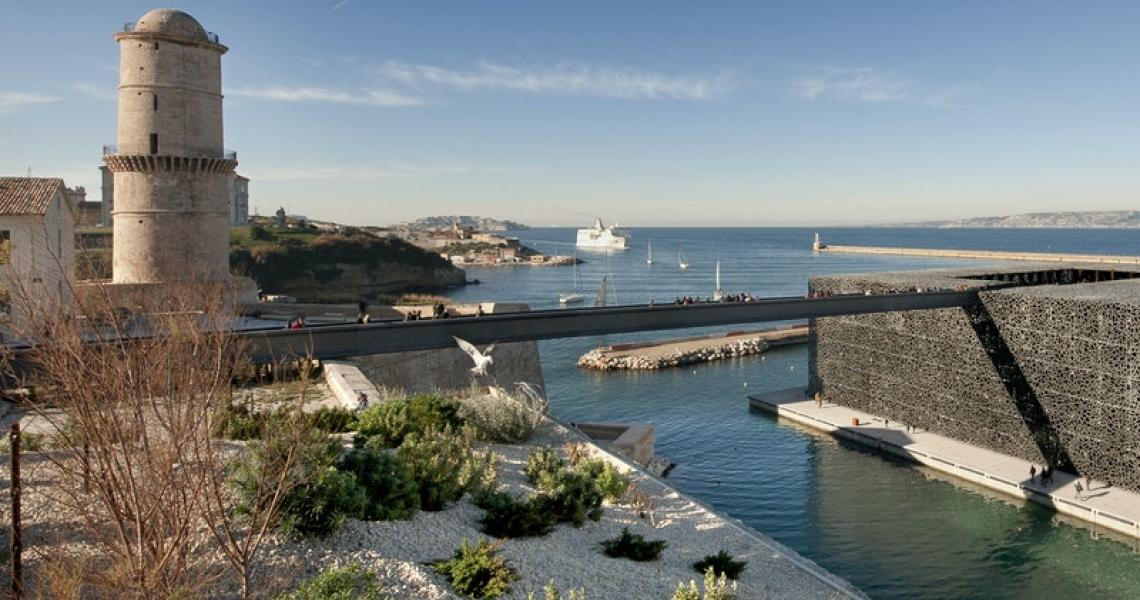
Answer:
153;95;158;111
154;42;159;49
150;133;158;155
0;231;10;265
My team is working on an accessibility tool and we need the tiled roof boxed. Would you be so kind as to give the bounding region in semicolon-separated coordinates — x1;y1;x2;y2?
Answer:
0;177;64;216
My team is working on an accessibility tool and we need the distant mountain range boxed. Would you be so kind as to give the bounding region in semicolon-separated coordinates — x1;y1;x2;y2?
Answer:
892;211;1140;228
398;215;530;231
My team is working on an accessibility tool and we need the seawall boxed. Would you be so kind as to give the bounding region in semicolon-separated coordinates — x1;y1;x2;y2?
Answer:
818;244;1140;266
579;324;808;370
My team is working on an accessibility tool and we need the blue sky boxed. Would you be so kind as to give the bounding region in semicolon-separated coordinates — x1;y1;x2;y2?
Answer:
1;1;1137;226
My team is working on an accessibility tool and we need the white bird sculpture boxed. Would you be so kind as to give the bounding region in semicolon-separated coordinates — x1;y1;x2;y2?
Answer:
454;336;497;376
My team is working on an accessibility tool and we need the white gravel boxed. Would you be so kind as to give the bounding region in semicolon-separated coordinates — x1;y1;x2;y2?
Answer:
256;420;865;600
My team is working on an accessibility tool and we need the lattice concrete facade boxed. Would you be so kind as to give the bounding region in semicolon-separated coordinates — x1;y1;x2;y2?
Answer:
809;265;1140;493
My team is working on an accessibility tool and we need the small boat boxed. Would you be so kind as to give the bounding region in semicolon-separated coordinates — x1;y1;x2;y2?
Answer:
678;245;689;270
595;251;611;307
646;240;654;265
559;251;584;305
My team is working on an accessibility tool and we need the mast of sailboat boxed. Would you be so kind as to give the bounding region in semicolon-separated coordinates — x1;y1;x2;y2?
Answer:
714;259;723;300
647;240;653;264
595;251;609;307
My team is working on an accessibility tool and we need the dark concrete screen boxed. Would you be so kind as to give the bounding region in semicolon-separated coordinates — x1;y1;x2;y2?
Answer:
809;265;1140;493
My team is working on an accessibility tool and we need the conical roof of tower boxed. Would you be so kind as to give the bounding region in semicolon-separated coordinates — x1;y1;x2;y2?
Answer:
132;8;209;41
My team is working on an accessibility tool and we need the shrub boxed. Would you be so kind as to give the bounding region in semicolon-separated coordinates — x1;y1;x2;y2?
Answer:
278;563;386;600
354;394;463;448
337;448;419;520
564;442;590;466
476;492;555;538
536;468;604;526
232;427;365;538
527;581;586;600
432;539;519;599
398;426;496;511
600;527;667;562
278;467;368;538
307;406;357;433
671;568;738;600
214;400;265;440
692;550;747;580
525;446;565;485
458;388;547;443
575;458;630;502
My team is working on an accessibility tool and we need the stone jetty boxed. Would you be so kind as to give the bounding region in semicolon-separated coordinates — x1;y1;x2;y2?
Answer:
579;325;808;370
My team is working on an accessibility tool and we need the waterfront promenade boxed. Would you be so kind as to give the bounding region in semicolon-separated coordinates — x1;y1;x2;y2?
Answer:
817;243;1140;266
750;387;1140;541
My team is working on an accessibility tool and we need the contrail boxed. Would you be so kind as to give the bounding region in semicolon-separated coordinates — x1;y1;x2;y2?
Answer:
331;0;351;10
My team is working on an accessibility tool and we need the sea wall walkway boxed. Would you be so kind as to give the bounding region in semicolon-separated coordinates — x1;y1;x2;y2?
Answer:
749;387;1140;540
817;244;1140;266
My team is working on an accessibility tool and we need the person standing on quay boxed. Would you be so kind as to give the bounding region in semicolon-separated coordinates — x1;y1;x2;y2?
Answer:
1029;465;1037;484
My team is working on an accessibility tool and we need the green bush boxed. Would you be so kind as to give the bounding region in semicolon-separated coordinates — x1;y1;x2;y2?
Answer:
354;395;464;448
337;448;419;521
432;539;519;599
307;406;357;433
459;392;545;443
672;568;738;600
525;446;565;485
476;491;555;538
536;468;604;526
231;426;365;539
600;527;667;562
527;581;585;600
398;426;496;511
278;563;386;600
692;550;747;580
214;400;265;440
574;458;630;502
278;467;368;538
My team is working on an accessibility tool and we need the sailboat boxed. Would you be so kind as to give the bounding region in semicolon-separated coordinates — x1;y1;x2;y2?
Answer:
712;260;724;301
646;241;654;265
559;251;584;305
678;244;689;270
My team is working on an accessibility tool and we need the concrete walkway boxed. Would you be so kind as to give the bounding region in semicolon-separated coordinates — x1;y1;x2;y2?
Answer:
749;387;1140;540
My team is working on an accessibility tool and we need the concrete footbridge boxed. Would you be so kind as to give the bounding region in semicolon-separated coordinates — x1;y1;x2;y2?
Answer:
238;290;979;363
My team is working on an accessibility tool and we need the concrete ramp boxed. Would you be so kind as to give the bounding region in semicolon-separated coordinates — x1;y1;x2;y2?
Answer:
323;361;381;410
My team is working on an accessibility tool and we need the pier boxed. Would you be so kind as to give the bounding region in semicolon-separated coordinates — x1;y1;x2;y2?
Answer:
750;387;1140;541
815;241;1140;266
579;324;808;370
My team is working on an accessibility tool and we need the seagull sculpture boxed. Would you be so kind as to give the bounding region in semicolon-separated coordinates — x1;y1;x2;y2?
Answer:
453;336;497;376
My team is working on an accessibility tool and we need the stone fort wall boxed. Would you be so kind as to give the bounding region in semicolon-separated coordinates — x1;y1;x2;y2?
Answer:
809;266;1140;493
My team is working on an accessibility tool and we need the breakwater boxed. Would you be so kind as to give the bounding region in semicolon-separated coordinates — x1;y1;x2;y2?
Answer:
817;243;1140;265
579;325;808;370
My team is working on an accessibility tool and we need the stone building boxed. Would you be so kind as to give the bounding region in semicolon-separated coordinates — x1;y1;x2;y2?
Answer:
99;165;114;226
102;8;236;284
0;177;76;328
229;173;249;224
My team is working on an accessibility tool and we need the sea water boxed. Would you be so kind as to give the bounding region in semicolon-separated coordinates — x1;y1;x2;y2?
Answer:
447;228;1140;600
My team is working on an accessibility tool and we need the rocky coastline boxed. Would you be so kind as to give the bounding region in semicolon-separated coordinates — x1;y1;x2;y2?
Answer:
579;337;770;370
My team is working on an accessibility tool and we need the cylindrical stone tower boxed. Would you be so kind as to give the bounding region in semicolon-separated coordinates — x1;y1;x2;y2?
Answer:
104;8;235;284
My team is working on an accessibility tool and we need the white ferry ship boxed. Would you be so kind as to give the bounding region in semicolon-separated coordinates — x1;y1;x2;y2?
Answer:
576;218;629;250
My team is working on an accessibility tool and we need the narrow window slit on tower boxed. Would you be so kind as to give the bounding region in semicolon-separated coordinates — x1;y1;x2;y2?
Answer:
153;95;158;111
149;133;158;155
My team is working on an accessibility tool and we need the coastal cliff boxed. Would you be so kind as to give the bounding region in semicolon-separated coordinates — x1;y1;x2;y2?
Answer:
229;225;465;302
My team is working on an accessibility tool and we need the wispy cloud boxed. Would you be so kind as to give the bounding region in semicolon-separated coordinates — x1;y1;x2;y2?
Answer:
244;162;545;182
377;60;736;100
331;0;351;10
227;86;424;107
0;91;61;113
72;82;117;102
792;66;971;107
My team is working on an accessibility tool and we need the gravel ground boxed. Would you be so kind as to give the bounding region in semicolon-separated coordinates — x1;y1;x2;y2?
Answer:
256;420;865;600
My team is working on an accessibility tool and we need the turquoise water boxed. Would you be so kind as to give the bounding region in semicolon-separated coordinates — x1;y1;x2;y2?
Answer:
448;228;1140;600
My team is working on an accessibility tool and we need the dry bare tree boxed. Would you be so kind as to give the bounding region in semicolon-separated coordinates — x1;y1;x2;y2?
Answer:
0;268;317;599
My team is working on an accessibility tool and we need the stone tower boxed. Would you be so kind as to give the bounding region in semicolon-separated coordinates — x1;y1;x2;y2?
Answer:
103;9;235;284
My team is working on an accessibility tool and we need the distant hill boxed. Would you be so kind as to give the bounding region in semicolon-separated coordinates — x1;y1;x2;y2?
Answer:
893;211;1140;228
399;215;529;231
